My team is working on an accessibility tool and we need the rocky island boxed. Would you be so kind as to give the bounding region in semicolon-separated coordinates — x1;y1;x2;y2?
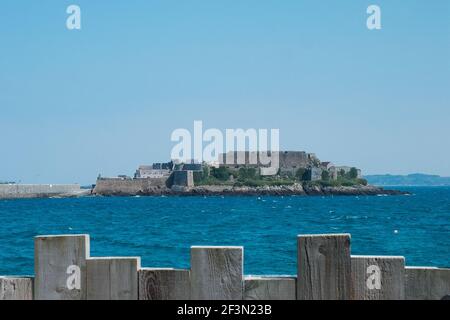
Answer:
0;151;406;199
93;151;407;197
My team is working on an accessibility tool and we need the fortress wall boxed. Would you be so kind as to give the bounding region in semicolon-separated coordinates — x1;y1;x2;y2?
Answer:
93;178;167;196
220;151;312;168
279;151;309;168
173;171;194;187
2;233;448;300
0;184;81;199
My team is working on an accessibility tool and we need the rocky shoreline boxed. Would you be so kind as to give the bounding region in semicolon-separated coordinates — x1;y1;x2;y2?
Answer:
93;184;408;197
0;184;408;199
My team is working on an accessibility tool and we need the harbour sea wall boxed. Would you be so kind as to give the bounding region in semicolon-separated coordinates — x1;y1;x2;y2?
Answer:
93;178;168;196
1;233;448;300
0;184;82;199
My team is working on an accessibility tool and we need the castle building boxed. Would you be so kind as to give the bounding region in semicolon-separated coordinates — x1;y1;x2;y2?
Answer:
134;164;172;179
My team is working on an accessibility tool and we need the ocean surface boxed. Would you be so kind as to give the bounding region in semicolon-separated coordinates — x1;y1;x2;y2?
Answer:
0;186;449;276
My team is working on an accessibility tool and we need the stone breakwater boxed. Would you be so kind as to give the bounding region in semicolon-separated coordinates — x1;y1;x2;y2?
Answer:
0;184;88;199
93;182;407;197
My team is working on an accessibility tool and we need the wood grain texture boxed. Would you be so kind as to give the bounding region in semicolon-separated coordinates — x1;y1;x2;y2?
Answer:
0;277;33;300
405;267;450;300
87;257;140;300
244;276;296;300
190;246;243;300
34;234;90;300
351;256;405;300
297;234;353;300
138;268;190;300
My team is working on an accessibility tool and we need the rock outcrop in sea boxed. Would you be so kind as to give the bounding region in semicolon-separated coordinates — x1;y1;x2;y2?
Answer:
93;183;407;197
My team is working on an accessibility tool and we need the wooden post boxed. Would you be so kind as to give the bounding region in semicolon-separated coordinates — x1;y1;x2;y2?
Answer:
190;246;243;300
405;267;450;300
244;276;296;300
34;234;90;300
87;257;140;300
297;234;353;300
138;268;190;300
0;277;33;300
351;255;405;300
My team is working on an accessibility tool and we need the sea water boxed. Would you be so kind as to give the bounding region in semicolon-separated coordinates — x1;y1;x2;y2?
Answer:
0;186;448;275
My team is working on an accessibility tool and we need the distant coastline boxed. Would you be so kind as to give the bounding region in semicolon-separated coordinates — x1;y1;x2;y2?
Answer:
365;174;450;187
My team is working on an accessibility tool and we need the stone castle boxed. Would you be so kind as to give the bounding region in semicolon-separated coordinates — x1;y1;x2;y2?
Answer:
94;151;362;191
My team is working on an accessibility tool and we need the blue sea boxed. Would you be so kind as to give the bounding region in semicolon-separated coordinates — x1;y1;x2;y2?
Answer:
0;186;449;276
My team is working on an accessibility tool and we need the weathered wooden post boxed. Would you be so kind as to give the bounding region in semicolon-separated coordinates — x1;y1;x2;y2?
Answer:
138;268;190;300
297;234;353;300
35;234;90;300
351;255;405;300
405;267;450;300
86;257;140;300
0;277;34;300
190;246;243;300
244;276;296;300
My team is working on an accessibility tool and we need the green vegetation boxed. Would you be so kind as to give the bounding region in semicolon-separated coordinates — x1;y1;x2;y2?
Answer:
321;170;330;181
193;166;212;184
210;167;230;181
336;167;359;180
196;176;234;186
193;171;203;184
348;167;358;179
232;175;296;187
238;167;257;180
194;166;234;186
193;165;367;188
305;176;368;187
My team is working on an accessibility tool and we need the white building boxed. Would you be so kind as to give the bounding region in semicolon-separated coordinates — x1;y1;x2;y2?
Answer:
134;165;171;179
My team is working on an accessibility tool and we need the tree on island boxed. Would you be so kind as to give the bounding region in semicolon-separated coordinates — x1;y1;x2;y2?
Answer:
348;167;358;179
211;167;230;181
321;170;330;181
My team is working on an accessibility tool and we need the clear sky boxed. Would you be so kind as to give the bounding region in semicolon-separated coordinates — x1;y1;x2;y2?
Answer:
0;0;449;184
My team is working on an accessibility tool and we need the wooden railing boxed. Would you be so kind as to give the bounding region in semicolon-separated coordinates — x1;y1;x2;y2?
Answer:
0;233;449;300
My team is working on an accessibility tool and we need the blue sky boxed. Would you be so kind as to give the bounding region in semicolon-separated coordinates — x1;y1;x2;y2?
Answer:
0;1;449;184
